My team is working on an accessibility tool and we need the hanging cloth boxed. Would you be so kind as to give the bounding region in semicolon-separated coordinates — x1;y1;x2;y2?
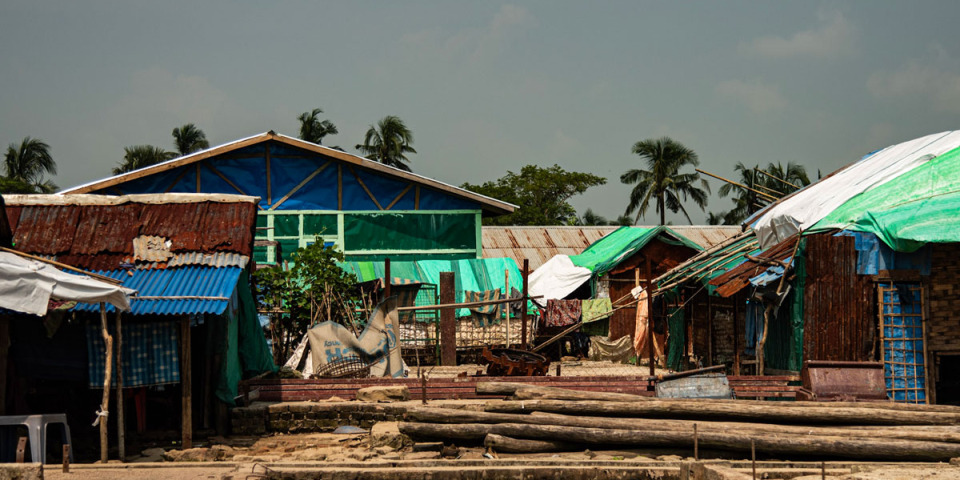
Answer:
545;299;581;327
464;289;501;327
581;298;613;323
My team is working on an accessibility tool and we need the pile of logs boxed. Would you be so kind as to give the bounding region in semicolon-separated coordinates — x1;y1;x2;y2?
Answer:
398;382;960;461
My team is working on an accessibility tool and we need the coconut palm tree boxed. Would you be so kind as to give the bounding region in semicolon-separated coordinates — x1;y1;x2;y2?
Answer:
4;137;57;193
297;108;339;145
620;137;709;225
718;161;811;224
355;115;416;171
172;123;209;156
113;145;175;175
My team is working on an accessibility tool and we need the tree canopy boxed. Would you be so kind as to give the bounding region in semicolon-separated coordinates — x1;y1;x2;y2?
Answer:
462;164;607;226
113;145;176;175
172;123;210;156
355;115;416;171
297;108;339;146
3;137;57;193
621;136;709;225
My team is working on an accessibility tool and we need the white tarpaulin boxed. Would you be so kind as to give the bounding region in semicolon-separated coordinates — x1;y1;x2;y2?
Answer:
307;297;406;378
753;130;960;249
0;251;134;316
528;254;593;303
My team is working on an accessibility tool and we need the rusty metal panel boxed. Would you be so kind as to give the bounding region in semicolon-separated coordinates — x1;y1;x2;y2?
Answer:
12;206;80;254
803;234;875;362
663;226;741;249
72;204;143;254
710;235;798;298
199;202;256;254
4;206;21;234
800;361;887;401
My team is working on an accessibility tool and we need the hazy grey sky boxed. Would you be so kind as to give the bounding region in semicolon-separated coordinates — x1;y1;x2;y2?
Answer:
3;1;960;223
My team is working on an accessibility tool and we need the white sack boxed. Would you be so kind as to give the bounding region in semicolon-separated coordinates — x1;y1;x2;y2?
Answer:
753;130;960;249
0;252;134;316
307;297;405;378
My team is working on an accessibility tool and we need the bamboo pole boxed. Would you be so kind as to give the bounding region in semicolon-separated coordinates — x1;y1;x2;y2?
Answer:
504;269;510;349
754;167;801;190
695;169;778;201
98;302;113;463
115;311;125;462
521;259;529;349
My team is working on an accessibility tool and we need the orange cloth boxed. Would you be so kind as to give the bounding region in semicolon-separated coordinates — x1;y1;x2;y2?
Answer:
633;289;664;361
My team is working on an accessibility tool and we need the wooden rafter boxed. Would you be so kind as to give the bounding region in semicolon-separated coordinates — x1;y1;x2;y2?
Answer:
269;161;332;210
164;167;191;193
265;145;272;206
385;184;413;210
348;166;383;210
202;161;248;196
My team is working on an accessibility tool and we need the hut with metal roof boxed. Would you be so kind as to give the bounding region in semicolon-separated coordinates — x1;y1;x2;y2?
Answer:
61;131;515;265
0;193;275;459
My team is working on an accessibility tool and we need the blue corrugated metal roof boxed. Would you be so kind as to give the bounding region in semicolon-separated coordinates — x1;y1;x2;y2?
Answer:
73;266;243;315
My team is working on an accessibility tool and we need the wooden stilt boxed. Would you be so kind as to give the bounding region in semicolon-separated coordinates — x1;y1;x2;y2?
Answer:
521;260;529;349
180;316;193;449
99;303;113;463
116;311;125;462
439;272;456;366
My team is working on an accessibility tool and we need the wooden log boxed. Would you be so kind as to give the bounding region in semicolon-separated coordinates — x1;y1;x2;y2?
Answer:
484;433;576;453
477;382;960;414
398;421;960;461
484;399;960;426
180;316;193;449
406;407;960;444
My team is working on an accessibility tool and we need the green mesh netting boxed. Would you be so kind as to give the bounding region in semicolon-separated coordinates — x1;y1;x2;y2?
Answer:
666;307;685;371
761;238;806;372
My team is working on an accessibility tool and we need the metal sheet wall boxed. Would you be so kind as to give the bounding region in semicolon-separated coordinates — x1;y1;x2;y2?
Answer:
803;234;875;361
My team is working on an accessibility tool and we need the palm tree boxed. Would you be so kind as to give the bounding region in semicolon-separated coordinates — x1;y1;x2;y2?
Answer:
113;145;175;175
355;115;416;171
575;208;609;226
297;108;339;145
172;123;209;156
4;137;57;193
718;161;811;224
620;137;710;225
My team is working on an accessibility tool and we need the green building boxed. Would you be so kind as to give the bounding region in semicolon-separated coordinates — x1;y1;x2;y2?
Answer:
63;132;515;264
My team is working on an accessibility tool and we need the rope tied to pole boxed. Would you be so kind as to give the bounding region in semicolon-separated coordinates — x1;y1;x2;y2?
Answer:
92;405;109;427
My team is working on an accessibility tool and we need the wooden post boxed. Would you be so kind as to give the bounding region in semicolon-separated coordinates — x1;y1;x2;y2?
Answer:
504;269;510;349
634;268;641;367
439;272;456;366
384;258;392;300
521;259;529;349
115;311;125;462
0;315;9;416
646;258;655;376
99;302;113;463
734;294;741;376
180;317;193;449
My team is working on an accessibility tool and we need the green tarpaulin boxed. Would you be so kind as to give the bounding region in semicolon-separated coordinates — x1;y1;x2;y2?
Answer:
811;145;960;252
340;258;531;317
570;226;702;277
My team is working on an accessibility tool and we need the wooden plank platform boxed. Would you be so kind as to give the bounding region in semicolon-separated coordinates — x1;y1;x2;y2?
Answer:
242;374;802;402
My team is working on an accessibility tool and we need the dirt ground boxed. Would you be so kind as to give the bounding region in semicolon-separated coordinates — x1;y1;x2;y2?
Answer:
40;430;960;480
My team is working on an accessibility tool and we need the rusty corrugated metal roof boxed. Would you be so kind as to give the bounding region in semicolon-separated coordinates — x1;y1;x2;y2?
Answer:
3;194;257;271
482;225;741;271
709;235;800;297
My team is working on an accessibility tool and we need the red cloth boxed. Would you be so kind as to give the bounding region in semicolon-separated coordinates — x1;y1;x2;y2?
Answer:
545;299;581;327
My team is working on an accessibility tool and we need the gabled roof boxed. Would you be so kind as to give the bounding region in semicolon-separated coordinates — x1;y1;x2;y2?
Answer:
61;131;516;215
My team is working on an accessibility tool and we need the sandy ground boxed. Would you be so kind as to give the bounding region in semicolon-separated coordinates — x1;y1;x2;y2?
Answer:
39;430;960;480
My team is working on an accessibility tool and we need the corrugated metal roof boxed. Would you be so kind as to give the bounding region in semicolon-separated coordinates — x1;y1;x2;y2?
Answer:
481;225;741;271
482;226;618;270
709;235;799;298
654;231;761;294
4;196;257;270
73;266;243;315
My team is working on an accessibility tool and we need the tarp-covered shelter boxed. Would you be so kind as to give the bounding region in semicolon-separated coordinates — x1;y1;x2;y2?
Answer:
657;130;960;404
61;132;515;265
1;193;276;454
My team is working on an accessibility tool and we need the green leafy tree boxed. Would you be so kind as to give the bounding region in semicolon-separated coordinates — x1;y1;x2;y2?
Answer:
297;108;339;145
355;115;416;171
4;137;57;193
621;136;709;225
0;176;38;194
718;161;811;224
576;208;609;226
254;240;363;361
462;165;607;226
172;123;209;156
113;145;175;175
